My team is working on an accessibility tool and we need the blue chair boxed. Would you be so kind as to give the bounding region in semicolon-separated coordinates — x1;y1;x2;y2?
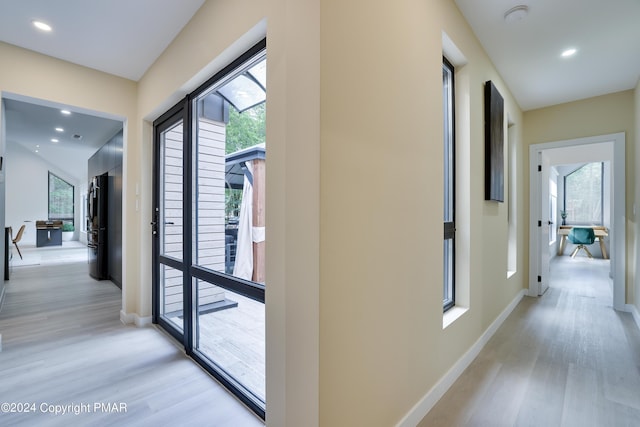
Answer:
568;227;596;258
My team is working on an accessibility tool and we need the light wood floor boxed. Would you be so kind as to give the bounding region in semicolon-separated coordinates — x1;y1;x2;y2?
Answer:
419;257;640;427
0;261;264;426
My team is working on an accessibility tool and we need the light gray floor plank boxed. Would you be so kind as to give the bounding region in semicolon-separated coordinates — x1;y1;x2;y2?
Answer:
419;257;640;427
0;259;263;426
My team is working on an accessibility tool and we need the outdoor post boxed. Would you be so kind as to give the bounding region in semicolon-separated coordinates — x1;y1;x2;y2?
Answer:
252;159;266;283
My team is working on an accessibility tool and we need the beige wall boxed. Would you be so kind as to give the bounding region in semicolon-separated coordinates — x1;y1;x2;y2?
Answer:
0;41;139;318
523;90;636;302
320;0;525;425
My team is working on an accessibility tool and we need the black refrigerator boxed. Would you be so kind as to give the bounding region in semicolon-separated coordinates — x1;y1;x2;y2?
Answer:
88;173;108;280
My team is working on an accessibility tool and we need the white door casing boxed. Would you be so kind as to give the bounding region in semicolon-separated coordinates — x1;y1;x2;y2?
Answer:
528;132;625;310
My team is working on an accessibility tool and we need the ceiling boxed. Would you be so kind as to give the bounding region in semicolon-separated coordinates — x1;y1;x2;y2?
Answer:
3;96;122;182
0;0;205;81
455;0;640;111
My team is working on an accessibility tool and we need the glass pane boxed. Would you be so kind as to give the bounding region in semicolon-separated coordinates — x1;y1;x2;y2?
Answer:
248;60;266;88
191;51;266;409
161;122;184;260
194;60;266;284
196;279;265;402
550;194;557;242
443;239;453;306
217;74;266;113
565;162;602;224
161;264;184;331
443;63;454;222
49;172;74;225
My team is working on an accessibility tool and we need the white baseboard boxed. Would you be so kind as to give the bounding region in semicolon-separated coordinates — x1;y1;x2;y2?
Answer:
396;289;526;427
120;310;153;327
625;304;640;331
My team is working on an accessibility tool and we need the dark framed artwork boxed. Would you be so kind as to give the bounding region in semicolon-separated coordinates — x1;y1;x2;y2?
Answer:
484;80;504;202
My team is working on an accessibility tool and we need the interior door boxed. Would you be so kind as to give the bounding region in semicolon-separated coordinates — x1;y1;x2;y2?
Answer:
152;104;188;340
538;152;551;295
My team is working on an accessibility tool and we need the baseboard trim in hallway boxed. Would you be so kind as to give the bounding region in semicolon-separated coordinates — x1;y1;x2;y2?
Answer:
120;310;153;327
396;289;526;427
627;304;640;331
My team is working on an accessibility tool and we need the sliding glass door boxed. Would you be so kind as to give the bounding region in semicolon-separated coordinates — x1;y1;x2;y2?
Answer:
152;40;266;418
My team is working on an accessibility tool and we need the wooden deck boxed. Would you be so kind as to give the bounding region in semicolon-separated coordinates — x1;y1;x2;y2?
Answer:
196;292;265;401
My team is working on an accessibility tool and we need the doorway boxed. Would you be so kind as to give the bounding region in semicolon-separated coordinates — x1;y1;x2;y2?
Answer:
529;132;625;310
1;93;124;280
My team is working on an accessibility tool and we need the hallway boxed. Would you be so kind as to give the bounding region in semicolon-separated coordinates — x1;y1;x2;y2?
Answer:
419;257;640;427
0;261;263;426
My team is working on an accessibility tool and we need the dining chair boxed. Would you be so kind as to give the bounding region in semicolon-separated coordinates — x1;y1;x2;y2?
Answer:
12;224;26;259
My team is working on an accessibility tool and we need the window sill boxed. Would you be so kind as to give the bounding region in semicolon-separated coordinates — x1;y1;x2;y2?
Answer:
443;306;468;329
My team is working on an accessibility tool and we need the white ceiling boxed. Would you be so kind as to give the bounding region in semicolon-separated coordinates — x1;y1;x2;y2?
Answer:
3;95;123;182
0;0;205;81
455;0;640;111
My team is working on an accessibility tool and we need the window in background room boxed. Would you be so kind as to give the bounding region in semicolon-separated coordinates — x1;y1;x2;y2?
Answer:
443;57;455;312
506;123;517;276
80;194;87;233
564;162;603;224
48;172;74;227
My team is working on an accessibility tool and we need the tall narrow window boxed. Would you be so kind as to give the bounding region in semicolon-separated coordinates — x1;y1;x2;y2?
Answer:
564;162;603;224
506;124;517;276
443;57;455;311
549;176;557;244
48;172;74;227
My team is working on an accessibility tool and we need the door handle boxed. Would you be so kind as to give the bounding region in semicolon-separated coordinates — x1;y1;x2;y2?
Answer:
165;221;175;225
151;208;159;235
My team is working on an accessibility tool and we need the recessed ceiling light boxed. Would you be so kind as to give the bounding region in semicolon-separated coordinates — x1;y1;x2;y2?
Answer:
562;48;577;58
55;127;64;132
35;149;39;153
504;5;529;23
60;110;71;115
32;20;52;32
51;138;59;143
36;145;40;148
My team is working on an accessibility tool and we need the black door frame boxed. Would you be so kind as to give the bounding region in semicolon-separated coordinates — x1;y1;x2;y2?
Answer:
152;39;267;419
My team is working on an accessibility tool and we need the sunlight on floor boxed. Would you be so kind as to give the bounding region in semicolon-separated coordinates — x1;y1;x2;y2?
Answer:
10;240;88;268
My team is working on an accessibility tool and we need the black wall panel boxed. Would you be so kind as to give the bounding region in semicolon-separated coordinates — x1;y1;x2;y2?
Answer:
88;130;123;288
